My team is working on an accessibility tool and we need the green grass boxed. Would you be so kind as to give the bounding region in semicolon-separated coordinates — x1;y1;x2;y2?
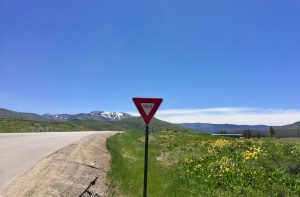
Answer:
266;138;300;144
107;131;300;196
107;131;179;196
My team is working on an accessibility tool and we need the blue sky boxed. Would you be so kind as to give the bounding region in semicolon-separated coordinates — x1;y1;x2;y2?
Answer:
1;0;300;125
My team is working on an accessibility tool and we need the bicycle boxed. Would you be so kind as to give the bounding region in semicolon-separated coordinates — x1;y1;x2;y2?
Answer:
79;177;100;197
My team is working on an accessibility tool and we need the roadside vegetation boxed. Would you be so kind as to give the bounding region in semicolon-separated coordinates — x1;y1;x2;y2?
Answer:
107;131;300;196
0;119;87;132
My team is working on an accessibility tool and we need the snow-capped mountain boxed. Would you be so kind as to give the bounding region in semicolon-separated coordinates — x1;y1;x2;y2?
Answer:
43;111;132;121
95;111;131;121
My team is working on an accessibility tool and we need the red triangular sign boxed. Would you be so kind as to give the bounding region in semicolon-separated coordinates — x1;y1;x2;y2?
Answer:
132;97;163;125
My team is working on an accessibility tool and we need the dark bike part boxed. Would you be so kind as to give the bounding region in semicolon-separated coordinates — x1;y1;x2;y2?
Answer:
91;177;98;185
79;177;99;197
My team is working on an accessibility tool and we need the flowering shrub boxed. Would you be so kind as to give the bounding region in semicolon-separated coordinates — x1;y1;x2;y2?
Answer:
156;131;300;195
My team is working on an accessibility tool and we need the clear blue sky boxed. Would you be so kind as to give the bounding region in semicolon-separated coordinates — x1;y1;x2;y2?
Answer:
0;0;300;124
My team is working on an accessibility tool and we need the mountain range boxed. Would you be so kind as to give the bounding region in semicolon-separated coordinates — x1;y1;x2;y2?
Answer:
1;108;299;133
0;108;132;122
0;108;194;133
180;121;300;134
43;111;132;121
179;123;270;133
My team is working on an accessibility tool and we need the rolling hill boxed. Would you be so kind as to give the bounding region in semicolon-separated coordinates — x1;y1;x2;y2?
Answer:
277;121;300;129
0;108;50;122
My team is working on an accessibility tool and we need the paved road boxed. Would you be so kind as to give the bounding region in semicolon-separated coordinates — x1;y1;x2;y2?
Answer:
0;131;113;191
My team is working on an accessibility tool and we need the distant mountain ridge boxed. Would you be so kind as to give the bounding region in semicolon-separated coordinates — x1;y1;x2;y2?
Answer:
180;123;270;133
43;111;132;121
277;121;300;129
0;108;132;122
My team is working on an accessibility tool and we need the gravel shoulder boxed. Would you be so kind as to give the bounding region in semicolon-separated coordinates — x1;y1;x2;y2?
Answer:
0;132;117;197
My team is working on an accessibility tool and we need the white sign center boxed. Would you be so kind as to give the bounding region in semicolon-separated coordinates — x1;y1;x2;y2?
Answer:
141;103;154;115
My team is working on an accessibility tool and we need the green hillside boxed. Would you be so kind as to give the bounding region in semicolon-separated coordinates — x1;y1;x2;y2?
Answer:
0;119;86;132
0;108;50;122
0;117;195;133
114;117;192;132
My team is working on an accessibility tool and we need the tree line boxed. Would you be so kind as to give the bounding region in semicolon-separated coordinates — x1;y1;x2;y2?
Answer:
217;127;275;138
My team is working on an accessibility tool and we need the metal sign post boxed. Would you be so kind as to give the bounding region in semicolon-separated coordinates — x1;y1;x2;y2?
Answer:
132;98;163;197
144;124;149;197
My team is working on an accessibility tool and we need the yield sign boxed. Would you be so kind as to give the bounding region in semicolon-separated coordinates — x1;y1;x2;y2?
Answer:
132;98;163;125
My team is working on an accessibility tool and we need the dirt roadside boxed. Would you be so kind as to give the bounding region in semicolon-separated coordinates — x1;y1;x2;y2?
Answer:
0;132;117;197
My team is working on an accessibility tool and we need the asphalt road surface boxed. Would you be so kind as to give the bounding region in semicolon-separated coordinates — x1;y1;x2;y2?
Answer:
0;131;111;191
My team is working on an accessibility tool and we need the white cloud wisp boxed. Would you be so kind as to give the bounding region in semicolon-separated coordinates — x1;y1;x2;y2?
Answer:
127;107;300;126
